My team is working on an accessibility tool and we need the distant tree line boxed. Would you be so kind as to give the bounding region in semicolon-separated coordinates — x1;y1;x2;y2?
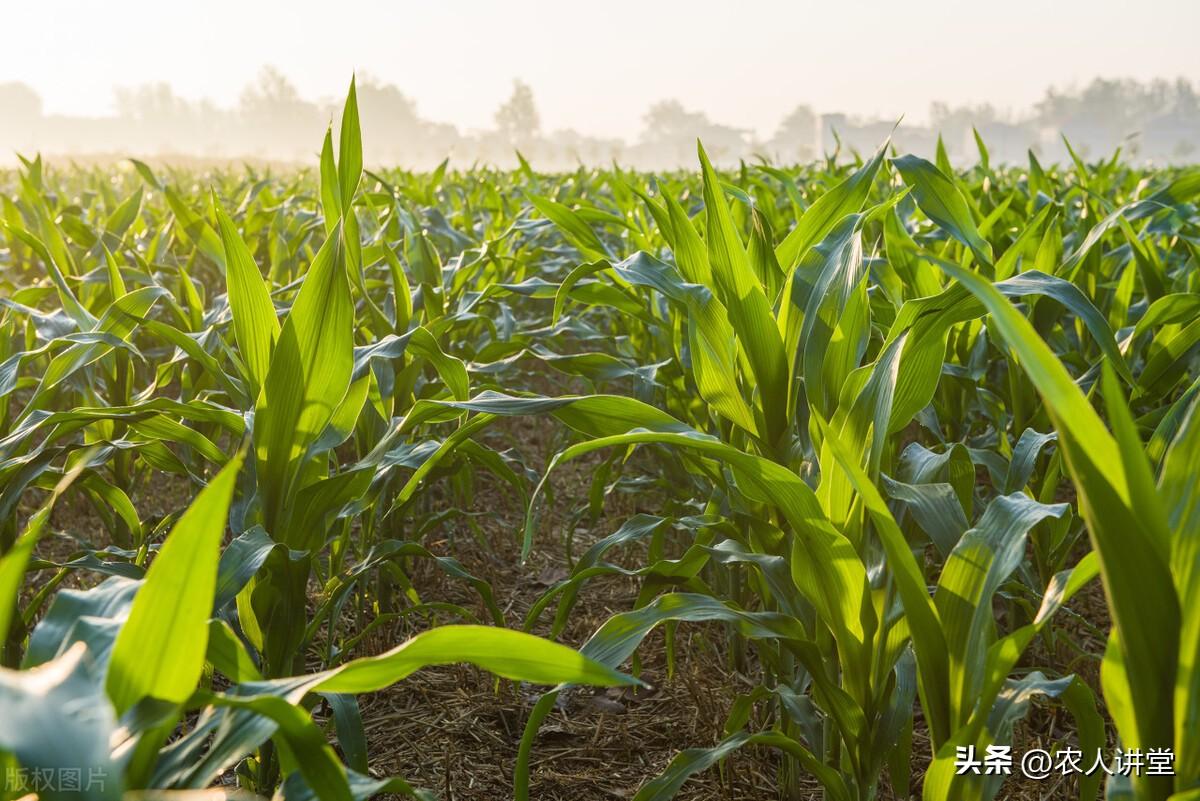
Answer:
1;69;1197;167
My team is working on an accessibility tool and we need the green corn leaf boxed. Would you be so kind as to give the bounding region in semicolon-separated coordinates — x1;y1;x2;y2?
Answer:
312;625;637;692
698;142;788;446
320;126;341;229
934;493;1069;726
105;452;243;714
338;76;363;212
893;155;993;266
942;261;1179;796
163;185;225;270
775;141;887;271
215;196;279;397
0;466;83;644
528;193;610;262
635;730;850;801
255;226;354;531
815;413;953;746
0;644;121;801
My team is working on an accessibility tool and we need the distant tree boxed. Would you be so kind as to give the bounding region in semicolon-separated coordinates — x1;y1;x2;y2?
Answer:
115;82;193;121
1169;78;1200;115
112;82;214;154
641;99;709;144
550;128;623;165
0;82;42;121
239;67;313;120
1034;78;1155;156
930;102;998;139
494;80;540;143
640;99;748;165
238;66;322;157
0;82;42;151
769;104;817;161
352;75;425;161
1141;78;1200;162
926;102;1003;158
356;77;420;131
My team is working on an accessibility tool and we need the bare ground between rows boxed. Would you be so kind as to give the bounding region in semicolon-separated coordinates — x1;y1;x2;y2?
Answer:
339;416;800;800
21;409;1112;801
332;410;1110;801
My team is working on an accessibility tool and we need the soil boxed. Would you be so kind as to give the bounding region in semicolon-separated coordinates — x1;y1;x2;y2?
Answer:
338;414;784;800
14;398;1113;801
307;408;1112;801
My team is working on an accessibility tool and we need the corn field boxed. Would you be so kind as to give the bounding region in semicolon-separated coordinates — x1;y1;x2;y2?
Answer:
2;79;1199;801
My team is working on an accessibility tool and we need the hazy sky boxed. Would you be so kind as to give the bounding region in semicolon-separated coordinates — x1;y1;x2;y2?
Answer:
3;0;1198;139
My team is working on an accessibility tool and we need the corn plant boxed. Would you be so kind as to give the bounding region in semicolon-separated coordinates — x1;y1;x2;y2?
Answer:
2;84;1199;801
503;142;1199;800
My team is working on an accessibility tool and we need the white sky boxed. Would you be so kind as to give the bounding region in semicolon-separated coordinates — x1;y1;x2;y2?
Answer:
3;0;1198;139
